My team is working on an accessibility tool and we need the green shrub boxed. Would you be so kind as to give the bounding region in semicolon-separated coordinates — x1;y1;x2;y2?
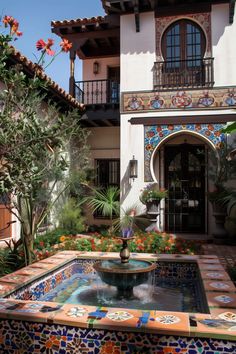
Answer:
0;242;25;276
58;198;85;235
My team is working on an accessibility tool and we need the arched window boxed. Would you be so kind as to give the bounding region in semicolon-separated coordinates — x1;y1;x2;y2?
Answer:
157;20;211;88
162;20;206;66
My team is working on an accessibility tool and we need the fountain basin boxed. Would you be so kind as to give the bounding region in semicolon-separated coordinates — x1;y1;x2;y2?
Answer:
0;252;235;353
94;259;156;298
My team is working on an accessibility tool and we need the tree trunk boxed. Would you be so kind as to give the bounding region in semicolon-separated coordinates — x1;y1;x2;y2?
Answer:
22;230;34;265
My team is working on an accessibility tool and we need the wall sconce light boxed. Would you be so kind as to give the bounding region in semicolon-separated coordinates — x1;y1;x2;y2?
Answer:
93;61;99;75
129;155;138;181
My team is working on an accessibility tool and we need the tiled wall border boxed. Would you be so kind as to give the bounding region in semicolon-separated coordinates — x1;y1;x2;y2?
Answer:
0;251;235;342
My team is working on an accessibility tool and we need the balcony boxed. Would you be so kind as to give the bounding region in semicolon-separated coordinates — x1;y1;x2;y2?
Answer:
153;58;214;90
75;79;120;105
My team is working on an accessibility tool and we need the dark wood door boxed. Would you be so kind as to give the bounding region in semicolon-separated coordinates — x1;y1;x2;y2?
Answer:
164;144;205;233
0;205;12;239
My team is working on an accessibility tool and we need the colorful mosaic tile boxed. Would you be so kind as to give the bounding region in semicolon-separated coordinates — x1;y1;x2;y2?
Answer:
8;259;95;301
0;253;235;351
67;307;87;318
144;123;225;181
207;292;236;308
208;280;235;293
0;319;235;353
209;282;231;290
155;314;181;324
122;87;236;113
106;310;133;322
214;295;235;304
218;312;236;323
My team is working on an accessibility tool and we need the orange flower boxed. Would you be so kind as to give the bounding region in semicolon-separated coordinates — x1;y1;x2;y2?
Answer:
2;15;23;36
3;15;14;27
60;38;72;52
59;235;66;242
36;38;55;56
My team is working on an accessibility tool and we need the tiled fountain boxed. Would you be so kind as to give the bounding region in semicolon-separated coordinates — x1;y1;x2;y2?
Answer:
0;249;235;353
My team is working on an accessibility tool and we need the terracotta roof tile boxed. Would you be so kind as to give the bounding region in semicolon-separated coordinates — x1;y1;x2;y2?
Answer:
9;47;84;110
51;16;106;28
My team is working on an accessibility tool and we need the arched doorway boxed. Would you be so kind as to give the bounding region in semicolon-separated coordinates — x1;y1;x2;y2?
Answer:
164;142;205;233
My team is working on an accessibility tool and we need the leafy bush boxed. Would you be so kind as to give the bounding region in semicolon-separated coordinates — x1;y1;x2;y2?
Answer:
58;198;85;235
0;240;25;276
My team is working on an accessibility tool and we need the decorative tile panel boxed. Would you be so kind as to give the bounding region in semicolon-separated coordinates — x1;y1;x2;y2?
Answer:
122;87;236;113
144;123;225;181
8;260;96;301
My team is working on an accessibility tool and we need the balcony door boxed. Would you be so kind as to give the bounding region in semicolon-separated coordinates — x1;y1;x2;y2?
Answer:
161;20;206;87
107;67;120;103
164;144;205;233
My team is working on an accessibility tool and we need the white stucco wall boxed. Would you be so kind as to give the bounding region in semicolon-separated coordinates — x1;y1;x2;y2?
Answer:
212;3;236;86
120;11;157;213
120;12;156;92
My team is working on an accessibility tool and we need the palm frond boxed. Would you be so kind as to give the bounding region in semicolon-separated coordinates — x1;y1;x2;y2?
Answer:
86;186;120;219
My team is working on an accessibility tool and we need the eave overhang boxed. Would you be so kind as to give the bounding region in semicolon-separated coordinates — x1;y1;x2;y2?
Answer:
102;0;234;26
102;0;231;14
51;15;120;59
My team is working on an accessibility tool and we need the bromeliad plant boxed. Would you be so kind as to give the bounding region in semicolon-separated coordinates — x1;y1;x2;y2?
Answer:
140;183;168;204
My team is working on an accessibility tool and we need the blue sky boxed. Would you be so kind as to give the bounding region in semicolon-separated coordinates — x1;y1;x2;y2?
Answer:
1;0;105;91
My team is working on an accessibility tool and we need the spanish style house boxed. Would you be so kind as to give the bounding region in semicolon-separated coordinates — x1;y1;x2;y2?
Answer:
52;0;236;238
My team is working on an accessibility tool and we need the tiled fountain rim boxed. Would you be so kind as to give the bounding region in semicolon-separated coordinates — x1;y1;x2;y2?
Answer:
0;251;235;340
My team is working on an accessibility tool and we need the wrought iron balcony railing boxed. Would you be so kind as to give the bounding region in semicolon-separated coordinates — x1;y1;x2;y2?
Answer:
153;58;214;90
75;79;120;105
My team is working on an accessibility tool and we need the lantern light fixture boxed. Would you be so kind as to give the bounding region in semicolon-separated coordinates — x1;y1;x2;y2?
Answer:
129;155;138;181
93;61;99;75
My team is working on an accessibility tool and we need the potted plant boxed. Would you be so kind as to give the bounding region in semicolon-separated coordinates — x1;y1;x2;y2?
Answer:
140;183;168;213
207;143;236;242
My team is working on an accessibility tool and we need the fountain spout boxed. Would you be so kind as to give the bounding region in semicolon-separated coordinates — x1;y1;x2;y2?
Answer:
120;237;134;263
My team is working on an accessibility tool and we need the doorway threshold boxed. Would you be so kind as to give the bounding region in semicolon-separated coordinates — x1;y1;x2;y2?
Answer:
174;233;212;241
